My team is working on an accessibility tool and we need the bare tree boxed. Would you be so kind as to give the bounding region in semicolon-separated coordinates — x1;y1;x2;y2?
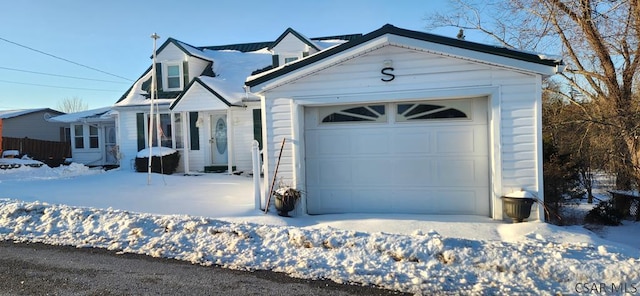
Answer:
57;97;88;113
426;0;640;190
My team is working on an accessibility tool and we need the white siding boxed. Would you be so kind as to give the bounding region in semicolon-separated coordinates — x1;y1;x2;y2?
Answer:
272;33;316;65
69;123;106;166
230;106;258;172
187;56;209;82
117;110;142;170
174;84;230;112
157;43;186;62
264;98;294;183
186;111;205;172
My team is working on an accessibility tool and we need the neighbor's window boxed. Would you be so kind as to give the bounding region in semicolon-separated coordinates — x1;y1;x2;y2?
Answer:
166;64;181;89
89;126;99;148
74;125;84;149
320;104;387;123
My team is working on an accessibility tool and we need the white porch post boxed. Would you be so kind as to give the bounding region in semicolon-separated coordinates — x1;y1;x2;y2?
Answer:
182;111;190;174
252;140;262;210
226;109;234;174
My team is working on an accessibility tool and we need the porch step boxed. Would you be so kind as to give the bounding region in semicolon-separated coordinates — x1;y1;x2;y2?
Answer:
204;165;236;173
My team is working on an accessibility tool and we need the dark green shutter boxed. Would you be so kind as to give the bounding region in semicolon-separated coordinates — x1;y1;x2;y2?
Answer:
189;112;200;150
272;55;279;67
253;109;262;150
136;113;145;151
155;63;163;91
183;61;189;88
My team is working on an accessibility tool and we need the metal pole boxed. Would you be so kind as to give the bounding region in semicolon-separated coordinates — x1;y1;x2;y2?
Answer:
148;33;160;185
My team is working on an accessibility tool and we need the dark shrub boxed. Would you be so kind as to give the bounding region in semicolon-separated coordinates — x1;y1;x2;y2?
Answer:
584;200;623;226
135;150;180;175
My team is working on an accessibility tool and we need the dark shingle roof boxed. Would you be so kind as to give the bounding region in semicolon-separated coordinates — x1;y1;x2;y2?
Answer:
202;42;273;53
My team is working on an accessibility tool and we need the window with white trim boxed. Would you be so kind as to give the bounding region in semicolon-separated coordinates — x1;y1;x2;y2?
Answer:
164;63;182;90
396;100;472;121
73;125;84;149
147;113;184;149
319;104;387;123
89;126;99;148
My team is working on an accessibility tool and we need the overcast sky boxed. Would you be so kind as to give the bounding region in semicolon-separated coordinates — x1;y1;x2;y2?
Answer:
0;0;462;111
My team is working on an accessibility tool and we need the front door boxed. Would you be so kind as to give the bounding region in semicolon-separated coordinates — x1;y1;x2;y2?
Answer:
104;125;118;165
210;114;228;165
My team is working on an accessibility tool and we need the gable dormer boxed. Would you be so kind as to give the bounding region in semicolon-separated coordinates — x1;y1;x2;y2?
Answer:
269;28;321;67
144;38;213;96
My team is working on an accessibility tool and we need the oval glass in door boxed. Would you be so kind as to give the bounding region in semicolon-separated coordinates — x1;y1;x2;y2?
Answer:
215;118;227;154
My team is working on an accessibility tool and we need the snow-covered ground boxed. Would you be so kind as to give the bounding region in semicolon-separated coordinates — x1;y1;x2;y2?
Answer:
1;163;639;295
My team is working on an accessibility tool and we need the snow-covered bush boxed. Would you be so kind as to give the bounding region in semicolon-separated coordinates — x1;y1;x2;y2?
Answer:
134;148;180;175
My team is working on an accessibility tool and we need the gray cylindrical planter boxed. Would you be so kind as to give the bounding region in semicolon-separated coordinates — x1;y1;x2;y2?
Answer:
502;196;535;223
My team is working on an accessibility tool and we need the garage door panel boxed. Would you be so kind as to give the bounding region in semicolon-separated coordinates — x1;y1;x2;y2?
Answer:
352;159;394;186
393;131;431;154
315;132;351;155
318;159;352;185
306;188;354;214
306;187;487;214
351;189;393;212
392;158;434;185
304;98;489;216
435;129;475;153
353;132;390;154
435;158;480;185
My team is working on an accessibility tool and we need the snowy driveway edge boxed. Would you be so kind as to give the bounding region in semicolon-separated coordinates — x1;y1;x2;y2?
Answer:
1;199;638;295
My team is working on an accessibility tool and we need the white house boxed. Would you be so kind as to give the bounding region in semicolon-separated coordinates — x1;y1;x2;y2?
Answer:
50;107;117;167
246;24;563;221
112;30;359;174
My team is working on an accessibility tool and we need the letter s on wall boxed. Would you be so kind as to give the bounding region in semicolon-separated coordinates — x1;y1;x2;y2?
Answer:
381;67;395;82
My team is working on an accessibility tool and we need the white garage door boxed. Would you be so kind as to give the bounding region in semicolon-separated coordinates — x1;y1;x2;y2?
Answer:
304;97;489;215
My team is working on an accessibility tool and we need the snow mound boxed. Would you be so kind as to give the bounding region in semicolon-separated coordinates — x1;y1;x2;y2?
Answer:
1;200;638;295
0;163;103;181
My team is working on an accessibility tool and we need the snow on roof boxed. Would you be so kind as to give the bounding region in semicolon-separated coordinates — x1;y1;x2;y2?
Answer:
313;39;349;50
117;45;271;108
50;107;114;123
0;108;51;119
196;49;272;103
114;70;175;107
115;69;152;107
174;39;214;61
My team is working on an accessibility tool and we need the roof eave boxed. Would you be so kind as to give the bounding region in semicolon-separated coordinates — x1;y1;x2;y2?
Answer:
246;24;563;90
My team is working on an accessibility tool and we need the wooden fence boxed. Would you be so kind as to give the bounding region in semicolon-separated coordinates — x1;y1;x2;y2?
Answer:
1;137;71;166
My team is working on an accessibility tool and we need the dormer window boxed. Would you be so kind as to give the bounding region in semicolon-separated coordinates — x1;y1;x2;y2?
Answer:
164;62;183;90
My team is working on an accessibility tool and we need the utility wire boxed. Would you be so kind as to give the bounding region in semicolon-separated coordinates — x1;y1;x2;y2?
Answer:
0;36;133;81
0;66;129;84
0;79;123;92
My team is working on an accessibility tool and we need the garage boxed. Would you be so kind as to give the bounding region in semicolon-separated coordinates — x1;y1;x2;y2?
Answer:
304;97;489;215
247;24;562;220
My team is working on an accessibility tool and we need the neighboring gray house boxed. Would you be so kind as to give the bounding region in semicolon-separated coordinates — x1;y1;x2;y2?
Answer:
51;107;118;167
0;108;68;142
